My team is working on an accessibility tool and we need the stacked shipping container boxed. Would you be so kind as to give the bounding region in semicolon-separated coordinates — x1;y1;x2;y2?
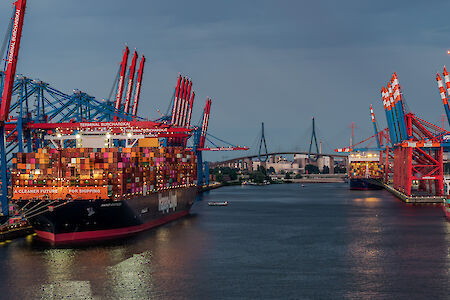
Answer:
11;146;197;200
349;161;383;179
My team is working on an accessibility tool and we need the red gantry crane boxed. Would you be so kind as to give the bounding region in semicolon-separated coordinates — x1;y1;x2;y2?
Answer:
131;55;146;118
199;98;211;149
123;50;138;115
0;0;27;122
0;0;246;220
0;0;27;216
113;46;129;121
179;80;192;127
380;73;445;197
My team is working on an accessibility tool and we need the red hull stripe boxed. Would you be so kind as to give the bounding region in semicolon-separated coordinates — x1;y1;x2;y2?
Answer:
35;210;189;243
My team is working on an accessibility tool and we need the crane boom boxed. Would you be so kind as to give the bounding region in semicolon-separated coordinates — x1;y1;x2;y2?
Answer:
391;73;408;140
173;77;186;125
113;46;129;121
179;80;192;127
438;67;450;127
0;0;27;216
131;55;146;117
186;91;195;128
183;91;195;146
178;79;189;126
381;87;396;145
123;50;138;115
199;98;211;148
370;104;381;148
0;0;27;122
170;75;182;124
387;84;400;144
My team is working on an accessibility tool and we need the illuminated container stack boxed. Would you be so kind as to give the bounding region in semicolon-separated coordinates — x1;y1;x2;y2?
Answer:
12;148;59;187
11;146;197;200
349;162;383;178
348;152;383;179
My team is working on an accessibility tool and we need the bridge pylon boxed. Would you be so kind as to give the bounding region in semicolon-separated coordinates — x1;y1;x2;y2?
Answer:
308;117;319;162
258;122;268;162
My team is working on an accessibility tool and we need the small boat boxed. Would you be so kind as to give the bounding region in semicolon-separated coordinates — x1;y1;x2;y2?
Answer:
208;201;228;206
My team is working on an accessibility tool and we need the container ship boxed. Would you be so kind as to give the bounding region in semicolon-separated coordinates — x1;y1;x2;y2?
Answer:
10;136;198;243
348;152;384;190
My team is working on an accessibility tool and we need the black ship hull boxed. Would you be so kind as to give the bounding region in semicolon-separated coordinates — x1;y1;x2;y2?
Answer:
15;186;197;243
349;178;383;190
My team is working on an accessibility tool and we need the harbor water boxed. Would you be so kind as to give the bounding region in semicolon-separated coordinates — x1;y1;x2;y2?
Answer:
0;183;448;299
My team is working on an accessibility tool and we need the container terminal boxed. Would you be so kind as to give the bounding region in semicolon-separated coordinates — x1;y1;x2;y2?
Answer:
0;0;248;242
1;0;450;242
334;72;450;220
211;73;450;220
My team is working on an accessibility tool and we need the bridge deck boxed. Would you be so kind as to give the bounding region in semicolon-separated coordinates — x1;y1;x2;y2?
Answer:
211;151;348;165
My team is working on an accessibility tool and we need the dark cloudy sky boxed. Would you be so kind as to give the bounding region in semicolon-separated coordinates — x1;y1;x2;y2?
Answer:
1;0;450;160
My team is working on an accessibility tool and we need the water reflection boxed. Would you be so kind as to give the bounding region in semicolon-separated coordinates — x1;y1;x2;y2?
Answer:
0;184;448;299
44;249;76;281
345;209;384;298
40;281;94;299
445;220;450;270
108;252;155;299
345;191;449;298
353;197;381;204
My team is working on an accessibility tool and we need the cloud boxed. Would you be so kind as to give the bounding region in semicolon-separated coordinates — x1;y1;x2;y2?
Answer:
0;0;449;160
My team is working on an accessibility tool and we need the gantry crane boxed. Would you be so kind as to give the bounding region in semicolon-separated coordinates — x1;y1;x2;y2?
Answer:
0;0;27;216
0;0;247;219
337;72;449;197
